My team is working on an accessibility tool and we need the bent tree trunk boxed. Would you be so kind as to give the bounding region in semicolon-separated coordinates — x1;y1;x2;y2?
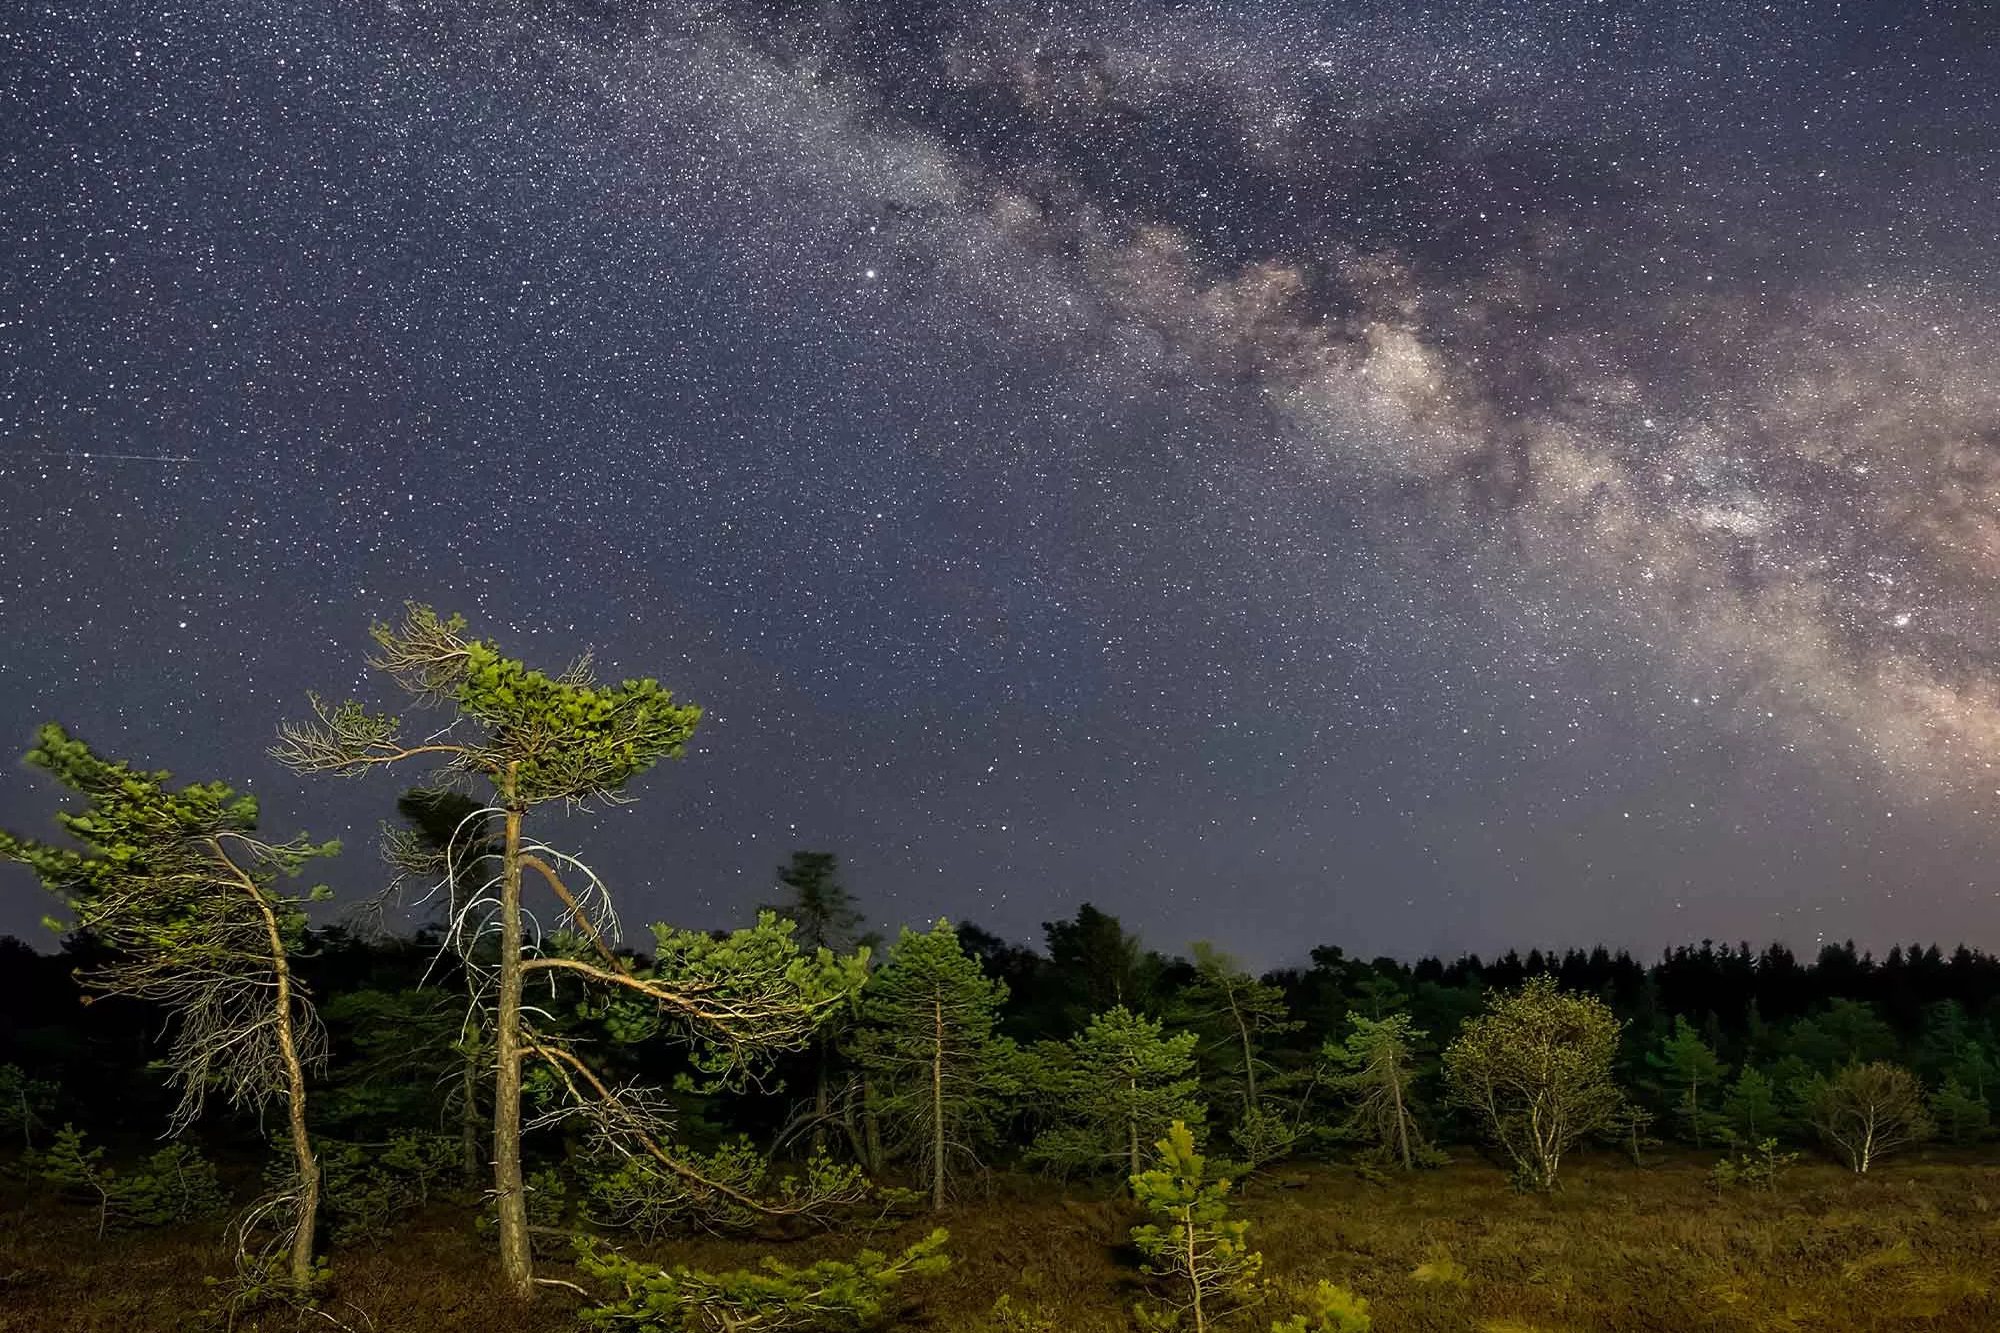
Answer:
248;887;320;1290
492;770;534;1298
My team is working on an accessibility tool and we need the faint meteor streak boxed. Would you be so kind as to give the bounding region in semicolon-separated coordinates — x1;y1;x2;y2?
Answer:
5;449;196;464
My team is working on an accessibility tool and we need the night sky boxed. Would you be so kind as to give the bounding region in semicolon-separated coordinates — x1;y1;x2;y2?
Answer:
4;1;1999;966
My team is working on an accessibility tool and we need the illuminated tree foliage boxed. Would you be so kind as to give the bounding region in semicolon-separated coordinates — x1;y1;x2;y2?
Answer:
1443;976;1625;1190
850;920;1019;1209
1324;1013;1437;1170
1029;1006;1205;1181
0;726;336;1289
1128;1121;1262;1333
276;606;867;1298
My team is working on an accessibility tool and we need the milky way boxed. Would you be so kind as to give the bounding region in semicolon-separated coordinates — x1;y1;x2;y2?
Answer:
3;1;1998;963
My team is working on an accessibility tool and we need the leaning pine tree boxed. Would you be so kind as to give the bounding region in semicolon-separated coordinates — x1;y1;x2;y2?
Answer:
0;726;337;1292
274;606;868;1299
1325;1013;1436;1170
850;919;1018;1209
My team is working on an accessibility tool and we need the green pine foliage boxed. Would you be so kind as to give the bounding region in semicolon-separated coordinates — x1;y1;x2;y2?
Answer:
0;725;334;1287
573;1228;950;1332
851;920;1019;1209
1270;1281;1372;1333
1707;1138;1799;1194
1129;1121;1263;1333
279;607;871;1297
580;1139;872;1239
317;1132;461;1246
1720;1067;1781;1144
0;1063;57;1150
1171;944;1300;1125
1324;1014;1439;1170
28;1124;226;1237
1028;1006;1206;1180
1646;1017;1729;1146
1928;1077;1990;1146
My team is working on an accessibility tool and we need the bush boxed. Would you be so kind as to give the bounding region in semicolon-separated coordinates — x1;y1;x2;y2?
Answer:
28;1124;226;1237
1443;977;1625;1190
573;1227;949;1331
579;1139;873;1239
1271;1280;1371;1333
1708;1138;1799;1194
318;1131;460;1246
1805;1063;1932;1173
1929;1078;1991;1146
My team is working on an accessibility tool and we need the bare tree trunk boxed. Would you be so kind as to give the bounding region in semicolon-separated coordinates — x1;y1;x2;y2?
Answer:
1390;1060;1412;1170
1185;1211;1205;1333
250;890;319;1291
931;994;946;1211
1128;1076;1142;1182
813;1038;830;1155
1231;992;1257;1115
493;770;534;1299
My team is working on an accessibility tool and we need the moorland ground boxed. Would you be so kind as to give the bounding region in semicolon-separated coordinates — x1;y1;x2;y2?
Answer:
2;1150;1997;1333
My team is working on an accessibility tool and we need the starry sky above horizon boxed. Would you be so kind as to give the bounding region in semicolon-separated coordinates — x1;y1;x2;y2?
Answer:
3;0;2000;967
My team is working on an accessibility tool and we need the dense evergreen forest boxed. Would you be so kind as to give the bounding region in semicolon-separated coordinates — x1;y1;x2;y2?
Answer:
2;609;1996;1331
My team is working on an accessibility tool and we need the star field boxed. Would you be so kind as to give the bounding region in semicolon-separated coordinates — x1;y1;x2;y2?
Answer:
3;0;1998;964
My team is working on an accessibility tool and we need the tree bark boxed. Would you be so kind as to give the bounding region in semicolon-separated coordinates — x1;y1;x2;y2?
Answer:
234;861;320;1292
1128;1076;1142;1182
492;768;534;1299
931;994;946;1211
1390;1058;1412;1170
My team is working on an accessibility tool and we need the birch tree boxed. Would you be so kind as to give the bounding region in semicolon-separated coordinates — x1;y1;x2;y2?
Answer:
0;725;337;1291
1806;1062;1933;1173
1442;976;1624;1190
274;605;867;1298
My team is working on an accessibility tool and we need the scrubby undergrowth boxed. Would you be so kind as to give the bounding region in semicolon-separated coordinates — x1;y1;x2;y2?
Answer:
4;1151;1998;1332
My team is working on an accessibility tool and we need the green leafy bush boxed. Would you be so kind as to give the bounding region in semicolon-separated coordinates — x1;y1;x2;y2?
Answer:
573;1227;950;1331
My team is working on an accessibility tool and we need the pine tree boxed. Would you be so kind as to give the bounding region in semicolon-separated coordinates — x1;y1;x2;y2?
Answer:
1647;1016;1728;1146
1029;1006;1205;1180
1325;1013;1434;1169
765;852;869;1155
850;921;1018;1210
1928;1077;1990;1146
0;727;335;1290
1128;1121;1262;1333
1172;943;1300;1122
1720;1066;1780;1144
277;606;867;1297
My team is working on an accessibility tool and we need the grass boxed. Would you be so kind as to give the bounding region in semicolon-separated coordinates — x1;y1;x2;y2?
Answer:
3;1150;1999;1331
